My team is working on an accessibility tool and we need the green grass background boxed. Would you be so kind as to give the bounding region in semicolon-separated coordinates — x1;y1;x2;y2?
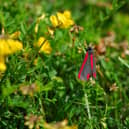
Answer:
0;0;129;128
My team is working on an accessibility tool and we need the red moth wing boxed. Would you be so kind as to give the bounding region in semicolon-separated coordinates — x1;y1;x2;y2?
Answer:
78;47;96;81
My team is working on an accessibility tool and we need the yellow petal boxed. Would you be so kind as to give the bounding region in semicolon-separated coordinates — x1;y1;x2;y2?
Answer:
57;12;74;28
36;37;52;54
37;37;46;46
0;56;5;62
0;39;23;55
0;56;6;72
66;19;74;26
37;14;45;22
9;39;23;51
29;124;34;129
40;42;52;54
7;39;23;54
35;23;39;33
57;12;67;25
63;10;71;18
50;11;74;29
24;121;29;126
0;39;11;55
50;15;59;27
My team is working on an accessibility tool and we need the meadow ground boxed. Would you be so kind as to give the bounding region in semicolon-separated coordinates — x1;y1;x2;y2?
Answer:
0;0;129;129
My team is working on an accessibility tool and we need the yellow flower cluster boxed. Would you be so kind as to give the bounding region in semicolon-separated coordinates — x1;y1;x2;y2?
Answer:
50;10;74;28
0;10;73;71
0;37;23;72
0;39;23;55
35;37;52;54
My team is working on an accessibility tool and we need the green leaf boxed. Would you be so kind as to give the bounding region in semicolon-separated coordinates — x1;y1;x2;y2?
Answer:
118;57;129;68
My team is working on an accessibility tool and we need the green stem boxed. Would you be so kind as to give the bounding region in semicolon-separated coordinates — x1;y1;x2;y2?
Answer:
39;95;46;120
84;92;91;119
82;85;93;128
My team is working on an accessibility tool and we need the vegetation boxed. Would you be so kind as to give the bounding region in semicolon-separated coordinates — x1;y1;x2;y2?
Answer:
0;0;129;128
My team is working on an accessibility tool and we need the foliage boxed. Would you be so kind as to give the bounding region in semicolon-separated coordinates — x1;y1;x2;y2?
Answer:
0;0;129;129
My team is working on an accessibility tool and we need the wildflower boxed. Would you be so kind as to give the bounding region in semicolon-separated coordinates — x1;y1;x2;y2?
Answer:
77;46;83;54
50;10;74;28
44;119;78;129
0;38;23;56
0;56;6;71
89;77;96;85
50;15;59;27
24;114;42;129
63;10;71;19
20;83;39;96
0;35;23;72
56;12;67;27
35;37;52;54
110;83;118;92
70;25;84;34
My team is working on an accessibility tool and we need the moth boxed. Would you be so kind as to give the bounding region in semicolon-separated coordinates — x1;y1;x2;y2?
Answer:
78;47;96;80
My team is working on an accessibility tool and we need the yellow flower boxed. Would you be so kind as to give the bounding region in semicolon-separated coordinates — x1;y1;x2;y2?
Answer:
57;12;68;28
0;38;23;56
50;10;74;28
0;56;6;72
63;10;71;19
0;36;23;72
50;15;59;27
36;37;52;54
